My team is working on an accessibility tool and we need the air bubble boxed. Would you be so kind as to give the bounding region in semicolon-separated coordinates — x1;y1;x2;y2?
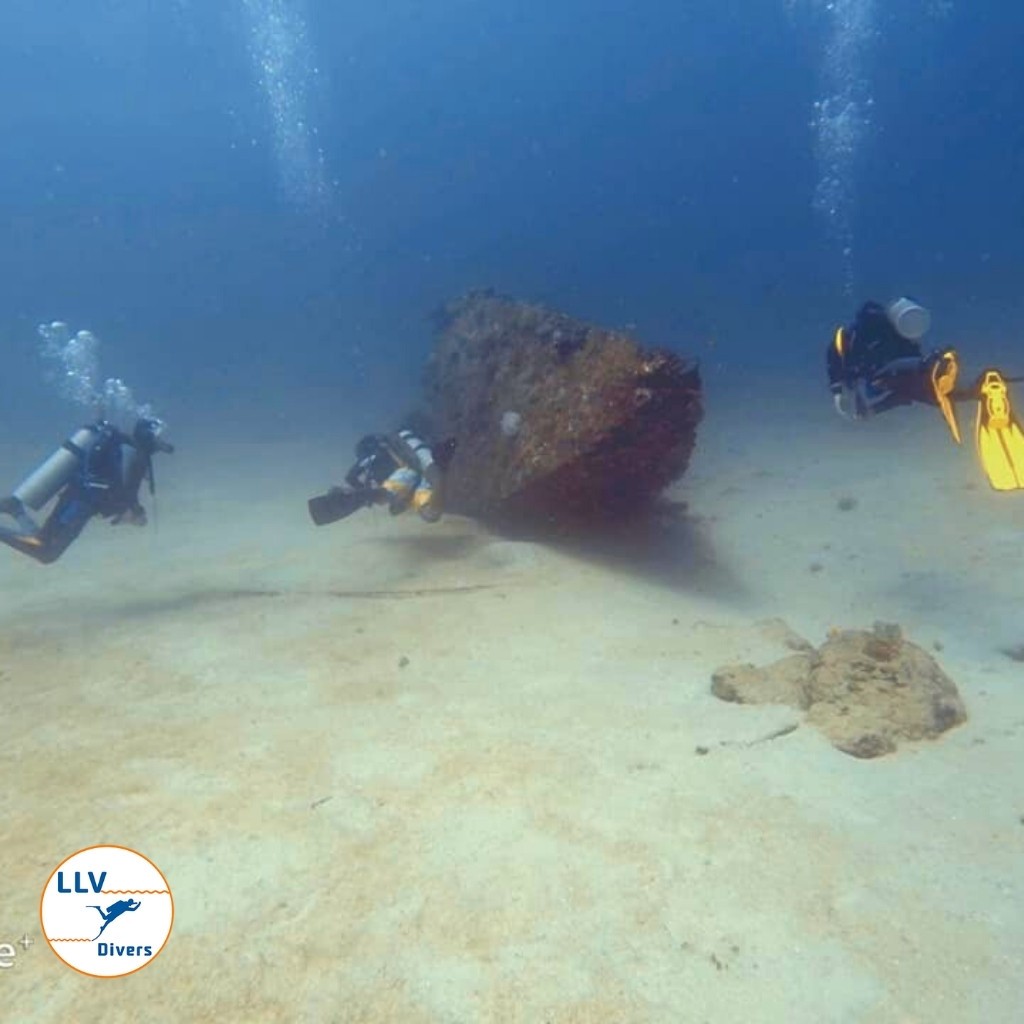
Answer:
37;323;156;427
240;0;332;212
803;0;876;290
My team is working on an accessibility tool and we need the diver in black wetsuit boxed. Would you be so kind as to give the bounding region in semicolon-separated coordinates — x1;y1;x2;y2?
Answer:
826;297;959;422
307;429;456;527
825;296;1024;490
0;417;173;564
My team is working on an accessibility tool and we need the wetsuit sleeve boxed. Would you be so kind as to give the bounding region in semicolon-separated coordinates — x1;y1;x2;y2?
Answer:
23;489;94;563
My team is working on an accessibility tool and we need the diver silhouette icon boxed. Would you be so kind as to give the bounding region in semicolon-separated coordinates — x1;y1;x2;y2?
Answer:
86;899;141;940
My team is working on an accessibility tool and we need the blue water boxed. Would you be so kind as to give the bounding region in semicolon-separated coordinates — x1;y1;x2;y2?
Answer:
0;0;1021;438
3;8;1023;1013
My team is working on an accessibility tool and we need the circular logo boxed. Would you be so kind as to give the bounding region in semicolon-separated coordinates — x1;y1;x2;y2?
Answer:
40;845;173;978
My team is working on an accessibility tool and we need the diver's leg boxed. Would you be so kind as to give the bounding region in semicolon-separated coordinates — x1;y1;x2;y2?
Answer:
875;356;924;377
859;357;928;415
870;356;932;410
859;388;905;416
0;525;52;562
22;494;93;564
0;496;41;534
0;497;51;562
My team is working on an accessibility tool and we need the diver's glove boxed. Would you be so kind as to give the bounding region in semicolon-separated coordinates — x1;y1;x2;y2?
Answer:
834;390;855;420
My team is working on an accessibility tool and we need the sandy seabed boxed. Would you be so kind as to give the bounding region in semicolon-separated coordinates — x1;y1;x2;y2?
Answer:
1;386;1022;1023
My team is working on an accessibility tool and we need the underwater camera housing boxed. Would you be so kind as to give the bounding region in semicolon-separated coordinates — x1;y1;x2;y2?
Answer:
307;487;374;526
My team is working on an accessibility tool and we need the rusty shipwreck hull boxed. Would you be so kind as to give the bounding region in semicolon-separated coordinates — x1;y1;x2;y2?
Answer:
422;292;703;531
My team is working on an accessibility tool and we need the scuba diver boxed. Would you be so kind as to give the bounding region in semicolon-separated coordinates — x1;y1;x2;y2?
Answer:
0;417;174;564
827;296;1024;490
87;898;141;941
308;428;456;526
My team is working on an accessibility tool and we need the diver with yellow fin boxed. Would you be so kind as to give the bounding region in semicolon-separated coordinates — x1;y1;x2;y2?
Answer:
308;428;457;526
827;297;1024;491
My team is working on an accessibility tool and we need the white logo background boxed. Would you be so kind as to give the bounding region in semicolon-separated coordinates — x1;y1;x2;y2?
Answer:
41;845;173;978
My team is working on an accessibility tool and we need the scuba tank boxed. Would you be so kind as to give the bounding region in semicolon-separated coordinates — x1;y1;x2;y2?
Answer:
12;425;104;510
397;429;449;522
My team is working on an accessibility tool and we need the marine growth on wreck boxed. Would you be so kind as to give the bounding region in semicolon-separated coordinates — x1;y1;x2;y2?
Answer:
421;291;704;532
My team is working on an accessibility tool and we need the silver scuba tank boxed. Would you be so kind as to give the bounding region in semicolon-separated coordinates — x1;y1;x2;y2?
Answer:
12;425;102;510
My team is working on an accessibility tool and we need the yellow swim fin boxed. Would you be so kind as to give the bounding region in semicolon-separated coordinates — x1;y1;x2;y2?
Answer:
930;349;962;444
976;370;1024;491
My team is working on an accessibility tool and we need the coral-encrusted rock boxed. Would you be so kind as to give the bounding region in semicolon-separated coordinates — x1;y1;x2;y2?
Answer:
422;292;703;530
711;622;967;759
